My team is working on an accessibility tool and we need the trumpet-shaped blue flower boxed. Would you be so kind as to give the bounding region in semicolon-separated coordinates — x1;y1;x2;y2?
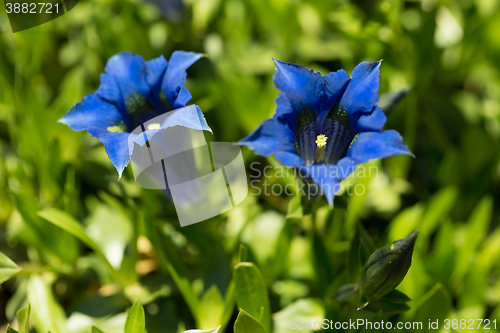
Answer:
59;51;211;177
240;60;413;207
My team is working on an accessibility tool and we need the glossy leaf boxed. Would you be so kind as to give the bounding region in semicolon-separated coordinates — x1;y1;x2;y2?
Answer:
124;301;145;333
234;309;267;333
234;262;271;332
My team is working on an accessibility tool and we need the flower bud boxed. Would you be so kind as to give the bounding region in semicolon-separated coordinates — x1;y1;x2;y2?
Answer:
359;230;418;302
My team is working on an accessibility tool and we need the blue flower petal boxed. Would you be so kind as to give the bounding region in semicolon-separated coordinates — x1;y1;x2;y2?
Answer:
356;106;387;132
59;94;125;138
239;116;302;167
101;52;157;128
345;130;413;164
104;52;151;101
322;69;350;114
163;51;204;109
95;73;123;109
275;93;297;131
340;61;381;132
273;60;324;115
145;55;169;111
275;151;305;168
99;131;137;178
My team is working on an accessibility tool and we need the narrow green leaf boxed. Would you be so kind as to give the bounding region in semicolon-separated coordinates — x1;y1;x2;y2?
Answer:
0;252;21;284
6;325;19;333
16;303;31;333
234;310;267;333
234;262;271;333
91;327;105;333
124;301;145;333
152;225;200;323
382;289;411;304
37;208;120;282
37;208;98;252
412;283;451;323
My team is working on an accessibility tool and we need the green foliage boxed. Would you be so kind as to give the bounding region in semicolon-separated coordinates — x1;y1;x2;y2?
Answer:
234;263;271;333
0;252;21;284
16;304;30;333
234;310;266;333
0;0;500;332
124;301;145;333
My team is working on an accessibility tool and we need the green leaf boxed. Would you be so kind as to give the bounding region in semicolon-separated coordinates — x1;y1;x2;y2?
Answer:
124;301;145;333
453;196;493;285
378;86;411;113
412;283;451;323
182;327;220;333
417;187;458;253
0;251;21;284
234;262;271;332
382;289;411;304
5;325;19;333
273;299;324;333
152;225;200;323
334;283;358;302
198;285;225;330
37;208;120;282
27;275;67;333
91;327;105;333
37;208;98;252
16;304;30;333
286;196;303;220
234;309;267;333
85;204;132;270
364;298;411;315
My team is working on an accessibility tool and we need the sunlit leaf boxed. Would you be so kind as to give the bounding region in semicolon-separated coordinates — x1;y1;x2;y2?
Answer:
124;301;145;333
234;262;271;332
16;304;30;333
0;252;21;284
234;309;267;333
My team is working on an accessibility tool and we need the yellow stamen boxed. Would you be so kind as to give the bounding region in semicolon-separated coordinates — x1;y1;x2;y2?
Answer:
147;122;161;130
315;134;328;162
315;134;328;148
107;125;124;133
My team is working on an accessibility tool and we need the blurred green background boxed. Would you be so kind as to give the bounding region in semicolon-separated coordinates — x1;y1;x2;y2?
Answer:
0;0;499;332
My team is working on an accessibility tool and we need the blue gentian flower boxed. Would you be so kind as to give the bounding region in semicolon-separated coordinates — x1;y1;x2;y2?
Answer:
59;51;211;177
239;60;413;207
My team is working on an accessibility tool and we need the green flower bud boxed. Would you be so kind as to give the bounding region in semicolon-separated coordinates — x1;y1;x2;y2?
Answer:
359;230;418;302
